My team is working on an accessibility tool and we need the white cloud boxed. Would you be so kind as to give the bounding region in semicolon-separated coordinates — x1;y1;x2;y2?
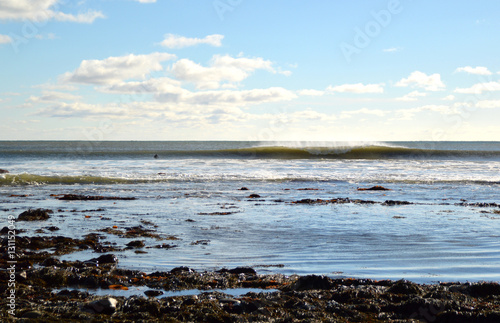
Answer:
160;34;224;49
454;81;500;94
0;0;104;23
34;93;298;127
442;95;455;101
327;83;384;94
297;89;325;96
101;77;182;94
396;90;427;101
36;102;121;118
395;71;445;91
475;100;500;109
157;87;297;106
340;108;388;119
29;91;82;103
134;0;156;3
289;109;336;122
455;66;492;75
171;55;276;89
0;34;12;44
393;104;454;120
62;52;176;85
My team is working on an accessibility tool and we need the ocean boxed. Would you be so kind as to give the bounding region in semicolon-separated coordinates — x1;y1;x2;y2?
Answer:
1;141;500;283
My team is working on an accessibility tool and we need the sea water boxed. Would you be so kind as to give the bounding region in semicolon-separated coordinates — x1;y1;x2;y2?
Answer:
1;141;500;283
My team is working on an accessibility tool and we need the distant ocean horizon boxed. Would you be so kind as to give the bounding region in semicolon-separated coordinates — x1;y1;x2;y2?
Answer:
2;140;500;283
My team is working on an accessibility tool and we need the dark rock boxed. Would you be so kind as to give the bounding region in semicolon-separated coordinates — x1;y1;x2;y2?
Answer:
46;226;60;231
58;194;135;201
147;243;177;249
171;266;194;274
456;202;500;208
357;185;391;191
387;280;422;295
292;197;353;205
0;169;9;173
293;198;317;204
218;267;257;275
86;254;118;266
18;208;52;221
20;310;43;318
382;200;412;206
126;240;145;248
41;257;61;267
467;282;500;297
248;194;261;198
239;187;249;190
198;211;234;215
292;275;333;290
191;240;210;245
144;290;164;297
57;289;90;298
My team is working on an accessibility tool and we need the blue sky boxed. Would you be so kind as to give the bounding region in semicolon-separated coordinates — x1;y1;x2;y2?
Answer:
1;0;500;141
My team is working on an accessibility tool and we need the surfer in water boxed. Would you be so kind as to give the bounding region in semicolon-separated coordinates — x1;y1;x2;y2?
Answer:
154;154;159;159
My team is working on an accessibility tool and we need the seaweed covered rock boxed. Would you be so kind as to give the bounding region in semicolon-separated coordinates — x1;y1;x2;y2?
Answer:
18;208;52;221
291;275;333;290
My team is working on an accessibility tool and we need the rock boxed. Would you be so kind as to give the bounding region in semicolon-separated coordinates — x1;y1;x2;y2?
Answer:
239;187;249;190
467;282;500;297
220;297;241;305
86;254;118;266
218;267;257;275
382;200;412;206
144;290;164;297
86;297;118;314
57;194;135;201
171;266;194;274
248;194;261;198
0;169;9;173
357;185;391;191
41;257;61;267
126;240;145;248
387;279;422;295
21;310;43;318
292;275;333;290
18;208;52;221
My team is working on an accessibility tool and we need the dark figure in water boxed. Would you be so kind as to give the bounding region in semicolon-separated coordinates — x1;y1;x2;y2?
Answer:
154;154;159;159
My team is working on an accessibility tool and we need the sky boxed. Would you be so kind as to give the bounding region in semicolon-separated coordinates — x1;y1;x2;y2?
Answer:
1;0;500;141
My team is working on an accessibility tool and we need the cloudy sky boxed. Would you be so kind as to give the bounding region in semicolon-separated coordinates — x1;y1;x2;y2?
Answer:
1;0;500;141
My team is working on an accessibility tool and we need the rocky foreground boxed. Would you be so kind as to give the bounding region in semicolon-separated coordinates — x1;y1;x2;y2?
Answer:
1;259;500;322
1;208;500;322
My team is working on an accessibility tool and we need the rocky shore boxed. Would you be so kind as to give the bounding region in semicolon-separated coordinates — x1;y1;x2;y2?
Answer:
2;225;500;322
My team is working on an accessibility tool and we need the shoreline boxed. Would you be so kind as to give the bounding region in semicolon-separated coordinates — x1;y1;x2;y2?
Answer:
2;230;500;322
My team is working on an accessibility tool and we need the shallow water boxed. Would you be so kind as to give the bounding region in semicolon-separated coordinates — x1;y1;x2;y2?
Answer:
53;286;277;299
